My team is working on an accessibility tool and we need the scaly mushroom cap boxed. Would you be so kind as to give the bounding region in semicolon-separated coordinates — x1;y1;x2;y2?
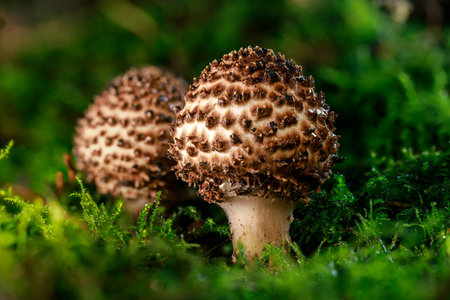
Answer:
169;46;340;203
74;66;187;202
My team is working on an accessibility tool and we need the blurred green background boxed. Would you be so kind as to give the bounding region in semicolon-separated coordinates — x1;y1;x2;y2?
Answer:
0;0;449;195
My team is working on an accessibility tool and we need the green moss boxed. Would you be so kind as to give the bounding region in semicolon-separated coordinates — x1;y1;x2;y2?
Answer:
0;141;13;161
0;150;449;300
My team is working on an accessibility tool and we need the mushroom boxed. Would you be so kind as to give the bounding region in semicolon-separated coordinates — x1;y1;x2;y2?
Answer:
169;46;340;259
73;66;187;215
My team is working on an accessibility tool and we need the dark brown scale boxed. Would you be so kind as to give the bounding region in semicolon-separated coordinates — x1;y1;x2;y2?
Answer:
292;98;302;113
317;112;327;124
157;95;169;104
212;139;228;152
239;116;252;130
107;117;116;125
317;91;325;105
196;109;206;121
174;137;186;148
332;155;345;164
242;91;251;102
281;136;301;150
132;103;142;110
299;120;311;135
274;84;287;95
133;117;145;126
231;93;243;103
264;68;281;83
249;65;259;73
105;137;113;146
198;87;210;99
285;60;298;76
310;134;322;151
206;116;218;129
134;149;142;157
145;136;153;144
322;135;339;154
157;130;167;139
131;165;140;173
326;111;337;129
276;112;298;128
252;104;273;119
255;133;264;143
156;113;167;123
109;83;120;95
265;142;278;153
172;105;182;113
186;144;198;157
316;126;329;140
252;76;263;84
187;135;199;143
232;86;243;97
296;75;307;84
304;76;315;87
318;150;329;162
222;112;235;128
305;108;318;122
145;110;154;118
199;141;211;152
268;121;278;134
218;97;230;107
228;72;240;82
268;92;285;106
295;88;306;101
306;93;319;107
254;87;267;99
276;158;291;167
212;83;225;97
185;92;194;102
285;93;294;105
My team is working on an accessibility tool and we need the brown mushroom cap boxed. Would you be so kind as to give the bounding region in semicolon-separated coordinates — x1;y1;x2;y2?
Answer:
169;46;340;203
74;66;187;202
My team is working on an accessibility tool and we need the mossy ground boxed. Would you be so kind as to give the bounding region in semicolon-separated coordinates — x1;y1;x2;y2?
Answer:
0;143;449;300
0;0;449;299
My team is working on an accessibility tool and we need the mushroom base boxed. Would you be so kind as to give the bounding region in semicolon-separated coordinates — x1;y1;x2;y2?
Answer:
218;194;296;260
124;197;150;220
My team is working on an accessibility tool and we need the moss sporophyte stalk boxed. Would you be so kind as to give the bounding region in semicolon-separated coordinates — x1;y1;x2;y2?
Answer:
169;46;342;259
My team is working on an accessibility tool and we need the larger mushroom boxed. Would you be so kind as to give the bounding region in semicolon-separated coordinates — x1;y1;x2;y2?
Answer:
169;46;340;259
74;66;187;214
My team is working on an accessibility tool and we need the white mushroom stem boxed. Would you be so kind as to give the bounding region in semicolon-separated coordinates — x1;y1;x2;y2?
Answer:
124;197;149;219
218;185;295;260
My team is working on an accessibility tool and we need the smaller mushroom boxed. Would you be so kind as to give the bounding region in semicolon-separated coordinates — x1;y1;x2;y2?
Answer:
73;66;187;215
